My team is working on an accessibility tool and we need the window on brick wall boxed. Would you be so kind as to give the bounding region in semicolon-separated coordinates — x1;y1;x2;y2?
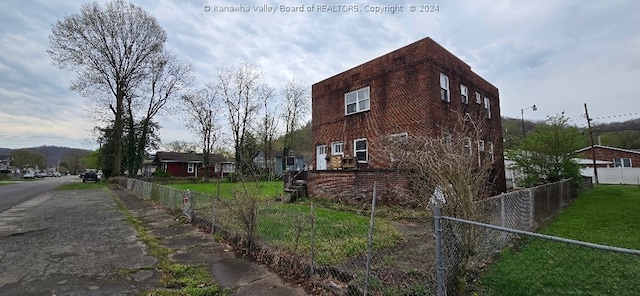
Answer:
475;92;481;104
442;132;452;149
440;73;450;102
332;142;344;156
345;86;370;115
461;84;468;104
464;137;472;155
354;138;368;163
188;163;195;173
614;158;632;167
478;140;485;152
488;142;494;162
484;97;492;119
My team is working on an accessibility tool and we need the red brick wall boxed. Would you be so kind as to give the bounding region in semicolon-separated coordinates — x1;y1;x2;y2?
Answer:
576;147;640;167
307;170;412;206
310;37;506;201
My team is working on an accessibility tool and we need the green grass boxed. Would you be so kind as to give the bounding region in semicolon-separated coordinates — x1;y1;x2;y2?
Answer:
169;181;282;200
479;185;640;295
168;180;403;265
0;181;20;186
257;201;402;265
57;181;108;190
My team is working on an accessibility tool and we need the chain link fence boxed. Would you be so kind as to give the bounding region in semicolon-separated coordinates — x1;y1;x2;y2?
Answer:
114;177;626;295
114;177;435;295
433;179;640;295
435;214;640;295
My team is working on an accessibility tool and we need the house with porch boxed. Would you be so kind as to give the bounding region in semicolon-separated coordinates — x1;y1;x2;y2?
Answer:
253;150;306;176
153;151;235;178
308;37;506;205
0;155;10;172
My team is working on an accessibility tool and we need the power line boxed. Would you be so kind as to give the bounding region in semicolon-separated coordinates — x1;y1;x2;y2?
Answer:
591;112;640;121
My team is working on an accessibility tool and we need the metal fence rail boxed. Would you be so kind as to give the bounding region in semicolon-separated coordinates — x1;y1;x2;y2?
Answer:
433;190;640;295
115;177;601;296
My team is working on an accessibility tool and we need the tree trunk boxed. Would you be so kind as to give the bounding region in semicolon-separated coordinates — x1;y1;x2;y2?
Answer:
112;88;124;177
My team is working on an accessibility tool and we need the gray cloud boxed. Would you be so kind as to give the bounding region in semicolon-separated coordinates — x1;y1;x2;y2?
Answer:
1;0;639;149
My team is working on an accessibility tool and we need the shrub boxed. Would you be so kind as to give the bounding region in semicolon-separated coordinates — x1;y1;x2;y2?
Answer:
153;169;172;177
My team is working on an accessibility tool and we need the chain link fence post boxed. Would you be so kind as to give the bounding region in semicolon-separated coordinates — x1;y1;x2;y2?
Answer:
183;189;192;223
431;186;447;296
364;181;378;295
310;202;316;279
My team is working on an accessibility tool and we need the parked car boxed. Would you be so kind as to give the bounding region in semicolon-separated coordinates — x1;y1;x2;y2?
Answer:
82;171;99;183
23;172;35;179
53;172;62;177
36;172;47;178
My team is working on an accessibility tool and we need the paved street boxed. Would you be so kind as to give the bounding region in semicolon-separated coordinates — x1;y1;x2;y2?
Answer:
0;187;159;295
0;176;75;213
0;181;309;296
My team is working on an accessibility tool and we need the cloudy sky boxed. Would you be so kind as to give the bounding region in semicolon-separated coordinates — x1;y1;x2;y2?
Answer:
1;0;639;150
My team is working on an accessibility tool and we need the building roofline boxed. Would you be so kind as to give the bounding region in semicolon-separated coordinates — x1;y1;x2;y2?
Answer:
312;36;498;91
574;145;640;155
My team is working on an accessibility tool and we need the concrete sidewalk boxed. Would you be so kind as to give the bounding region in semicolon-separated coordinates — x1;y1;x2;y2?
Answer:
111;187;308;296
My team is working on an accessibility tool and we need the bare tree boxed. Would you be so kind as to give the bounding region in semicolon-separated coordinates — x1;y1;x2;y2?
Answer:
48;0;167;176
181;87;221;180
124;52;193;176
382;112;499;295
256;89;279;179
281;78;309;171
216;63;272;176
163;140;199;153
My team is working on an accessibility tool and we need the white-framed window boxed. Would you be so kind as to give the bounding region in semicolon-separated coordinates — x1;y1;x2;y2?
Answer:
440;73;450;102
345;86;370;115
478;140;485;152
332;142;344;156
187;163;195;173
464;137;472;155
488;142;494;162
614;158;632;168
484;97;491;119
442;132;452;149
222;163;235;173
475;92;481;104
461;84;468;104
354;138;368;163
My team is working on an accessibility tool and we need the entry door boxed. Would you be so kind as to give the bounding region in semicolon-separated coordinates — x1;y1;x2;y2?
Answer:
316;145;327;170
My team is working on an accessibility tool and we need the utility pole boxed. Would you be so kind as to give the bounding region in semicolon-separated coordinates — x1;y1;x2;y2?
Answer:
584;103;599;185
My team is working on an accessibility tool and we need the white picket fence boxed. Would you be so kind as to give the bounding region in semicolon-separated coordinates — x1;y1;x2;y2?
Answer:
581;167;640;185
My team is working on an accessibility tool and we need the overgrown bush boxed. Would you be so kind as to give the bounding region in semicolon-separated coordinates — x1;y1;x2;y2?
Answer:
153;169;172;177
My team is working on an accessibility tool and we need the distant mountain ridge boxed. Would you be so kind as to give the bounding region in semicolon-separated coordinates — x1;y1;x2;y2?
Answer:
0;146;92;167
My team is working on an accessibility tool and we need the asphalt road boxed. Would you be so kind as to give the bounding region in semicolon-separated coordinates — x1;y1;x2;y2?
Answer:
0;175;75;213
0;184;159;295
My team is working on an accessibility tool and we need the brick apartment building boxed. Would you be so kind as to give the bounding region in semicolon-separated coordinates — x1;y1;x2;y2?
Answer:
308;37;506;205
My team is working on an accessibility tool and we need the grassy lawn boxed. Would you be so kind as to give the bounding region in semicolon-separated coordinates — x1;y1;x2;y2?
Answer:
0;180;21;186
56;181;108;190
479;185;640;295
169;181;282;200
166;180;402;265
258;201;402;265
